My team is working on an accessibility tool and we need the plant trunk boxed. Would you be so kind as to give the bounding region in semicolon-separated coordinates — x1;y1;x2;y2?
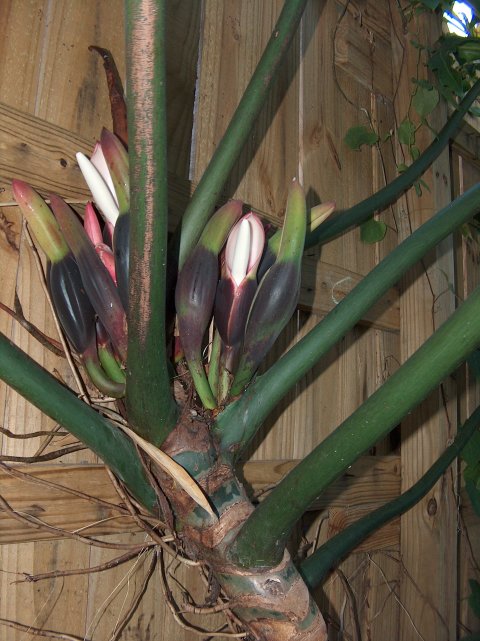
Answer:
154;414;327;641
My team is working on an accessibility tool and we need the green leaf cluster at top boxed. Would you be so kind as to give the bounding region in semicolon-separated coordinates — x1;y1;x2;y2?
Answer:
343;77;439;243
343;1;480;245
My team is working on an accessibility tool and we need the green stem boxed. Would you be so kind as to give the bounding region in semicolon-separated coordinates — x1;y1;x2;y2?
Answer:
0;333;156;510
306;78;480;248
229;283;480;568
125;0;178;444
216;183;480;455
299;404;480;589
208;330;222;399
177;0;308;268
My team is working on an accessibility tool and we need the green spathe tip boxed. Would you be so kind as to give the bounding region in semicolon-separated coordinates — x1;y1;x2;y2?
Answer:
198;200;244;253
12;180;69;263
277;179;307;264
100;128;130;216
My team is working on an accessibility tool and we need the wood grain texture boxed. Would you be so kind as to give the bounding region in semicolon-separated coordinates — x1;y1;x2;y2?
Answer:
0;4;124;640
334;2;393;100
191;0;299;212
0;455;400;544
0;101;93;200
391;7;459;641
300;254;400;330
451;147;480;638
165;0;201;178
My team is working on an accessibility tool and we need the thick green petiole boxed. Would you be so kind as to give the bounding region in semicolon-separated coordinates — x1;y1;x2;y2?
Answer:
0;332;156;510
177;0;309;268
217;183;480;456
229;278;480;568
300;404;480;588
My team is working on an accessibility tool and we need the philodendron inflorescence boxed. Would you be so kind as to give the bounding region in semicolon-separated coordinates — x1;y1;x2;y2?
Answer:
14;135;333;411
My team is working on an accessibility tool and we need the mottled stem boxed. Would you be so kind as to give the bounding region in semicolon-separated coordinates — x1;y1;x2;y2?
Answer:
125;0;178;444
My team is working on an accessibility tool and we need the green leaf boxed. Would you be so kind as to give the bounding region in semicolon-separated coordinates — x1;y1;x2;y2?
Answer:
398;119;416;146
344;125;379;150
413;86;439;118
413;78;434;90
413;178;431;197
419;178;430;192
464;461;480;487
360;218;387;244
418;0;441;9
410;39;425;51
466;478;480;518
428;49;465;100
468;349;480;381
411;145;421;161
469;579;480;618
458;40;480;64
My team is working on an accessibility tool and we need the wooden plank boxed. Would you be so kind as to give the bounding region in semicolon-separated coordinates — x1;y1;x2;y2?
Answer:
191;0;300;216
0;455;400;544
391;7;458;641
450;148;480;638
0;5;115;637
300;254;399;331
334;6;393;100
32;1;126;139
0;0;47;114
0;464;139;543
165;0;201;179
327;506;399;552
0;101;93;200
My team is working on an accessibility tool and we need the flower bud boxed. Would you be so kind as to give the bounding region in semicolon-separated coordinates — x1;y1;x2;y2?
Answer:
214;213;265;348
231;180;307;395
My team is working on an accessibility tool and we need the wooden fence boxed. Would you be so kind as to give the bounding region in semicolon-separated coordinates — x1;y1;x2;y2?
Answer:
0;1;479;639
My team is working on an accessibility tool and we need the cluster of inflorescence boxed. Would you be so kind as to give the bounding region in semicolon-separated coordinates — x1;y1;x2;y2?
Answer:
12;129;334;410
175;182;334;409
13;129;129;398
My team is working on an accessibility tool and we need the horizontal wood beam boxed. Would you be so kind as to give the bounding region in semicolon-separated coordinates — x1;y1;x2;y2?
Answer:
0;102;399;331
0;456;400;546
300;255;399;331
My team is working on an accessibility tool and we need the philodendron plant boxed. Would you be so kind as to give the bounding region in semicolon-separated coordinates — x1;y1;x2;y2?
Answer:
3;1;480;639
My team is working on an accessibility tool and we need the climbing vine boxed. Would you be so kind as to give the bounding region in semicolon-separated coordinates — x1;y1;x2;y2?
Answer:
344;0;480;242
